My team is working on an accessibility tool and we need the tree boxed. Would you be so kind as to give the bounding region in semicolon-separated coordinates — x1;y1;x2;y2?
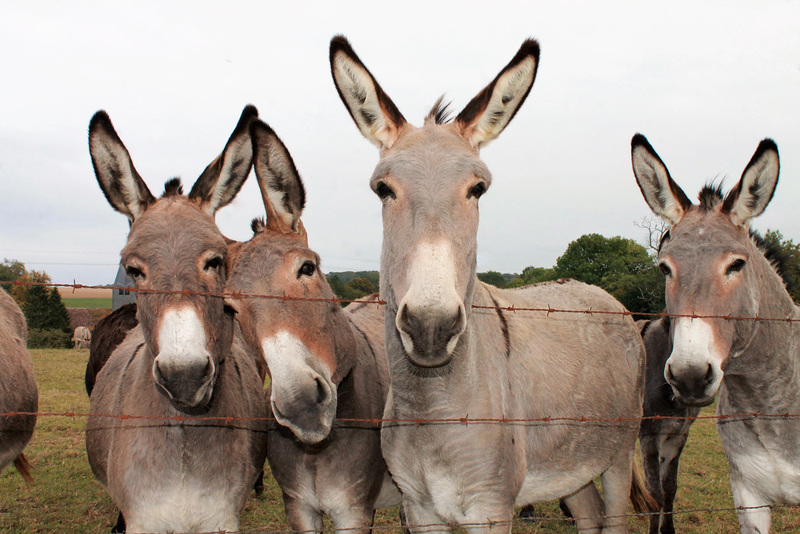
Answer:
634;216;669;254
760;229;800;303
12;270;51;309
477;271;507;288
555;233;663;315
346;277;377;295
0;258;26;294
22;285;71;333
520;266;559;285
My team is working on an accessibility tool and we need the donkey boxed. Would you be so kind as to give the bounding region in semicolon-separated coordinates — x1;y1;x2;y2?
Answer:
637;317;699;534
85;106;268;534
85;303;138;396
331;36;648;533
73;325;91;349
0;288;37;482
224;119;400;533
631;134;800;533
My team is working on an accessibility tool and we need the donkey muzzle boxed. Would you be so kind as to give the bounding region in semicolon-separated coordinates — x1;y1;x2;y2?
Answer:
396;301;467;368
153;355;216;410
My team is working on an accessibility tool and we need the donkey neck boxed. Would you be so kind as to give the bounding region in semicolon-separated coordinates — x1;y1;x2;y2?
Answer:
721;266;800;411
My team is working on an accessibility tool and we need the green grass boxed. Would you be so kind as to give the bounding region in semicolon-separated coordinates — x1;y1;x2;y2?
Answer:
2;349;799;532
61;298;112;309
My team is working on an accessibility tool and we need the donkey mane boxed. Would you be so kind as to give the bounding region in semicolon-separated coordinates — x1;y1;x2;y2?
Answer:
424;97;454;125
697;182;725;212
162;178;184;197
251;217;266;234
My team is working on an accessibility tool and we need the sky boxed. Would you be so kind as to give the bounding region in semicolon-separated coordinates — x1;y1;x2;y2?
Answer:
1;1;798;286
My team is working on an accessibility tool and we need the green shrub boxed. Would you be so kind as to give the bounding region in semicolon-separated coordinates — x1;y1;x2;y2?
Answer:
27;329;72;349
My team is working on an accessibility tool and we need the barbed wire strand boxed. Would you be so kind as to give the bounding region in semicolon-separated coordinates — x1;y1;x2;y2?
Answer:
4;279;800;324
44;503;798;534
0;410;797;425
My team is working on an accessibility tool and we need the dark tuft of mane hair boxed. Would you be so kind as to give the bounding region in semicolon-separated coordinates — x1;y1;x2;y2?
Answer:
251;217;266;234
426;97;454;125
697;183;725;212
750;230;793;291
162;178;184;197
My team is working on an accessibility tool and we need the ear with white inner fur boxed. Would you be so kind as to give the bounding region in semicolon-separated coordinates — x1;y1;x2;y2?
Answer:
250;119;307;240
188;105;259;216
329;35;407;150
722;139;779;227
89;111;156;222
455;39;540;149
631;134;692;225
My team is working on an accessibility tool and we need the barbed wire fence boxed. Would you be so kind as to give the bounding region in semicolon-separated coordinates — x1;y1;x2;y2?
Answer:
3;278;800;531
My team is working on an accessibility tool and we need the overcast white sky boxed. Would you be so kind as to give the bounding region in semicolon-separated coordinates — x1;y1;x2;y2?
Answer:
1;1;798;285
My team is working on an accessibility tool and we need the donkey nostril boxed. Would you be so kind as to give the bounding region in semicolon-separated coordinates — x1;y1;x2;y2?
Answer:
703;364;714;385
314;377;328;406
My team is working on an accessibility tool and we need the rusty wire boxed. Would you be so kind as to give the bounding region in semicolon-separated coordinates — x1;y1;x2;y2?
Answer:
0;410;796;426
5;279;800;323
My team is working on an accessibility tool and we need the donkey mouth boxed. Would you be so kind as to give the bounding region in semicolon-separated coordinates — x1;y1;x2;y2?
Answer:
157;381;215;413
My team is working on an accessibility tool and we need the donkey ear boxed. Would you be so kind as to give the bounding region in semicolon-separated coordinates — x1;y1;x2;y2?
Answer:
89;111;156;222
722;139;779;227
631;134;692;225
455;39;540;149
250;119;307;240
189;105;259;216
330;35;407;150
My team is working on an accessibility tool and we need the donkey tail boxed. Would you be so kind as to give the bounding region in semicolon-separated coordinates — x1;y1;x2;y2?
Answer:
13;453;33;484
630;457;657;514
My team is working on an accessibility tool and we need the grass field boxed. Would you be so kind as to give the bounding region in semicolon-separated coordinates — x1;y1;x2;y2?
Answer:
61;298;112;309
1;349;799;533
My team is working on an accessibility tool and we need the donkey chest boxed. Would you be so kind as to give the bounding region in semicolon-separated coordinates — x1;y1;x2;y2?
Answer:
384;424;520;511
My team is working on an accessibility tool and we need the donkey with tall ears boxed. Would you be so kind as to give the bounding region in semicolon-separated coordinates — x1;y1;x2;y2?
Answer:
632;134;800;533
331;36;648;533
85;106;268;534
225;119;400;534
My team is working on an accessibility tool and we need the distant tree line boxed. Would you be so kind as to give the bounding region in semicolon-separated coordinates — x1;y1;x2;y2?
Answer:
326;271;379;304
1;258;72;348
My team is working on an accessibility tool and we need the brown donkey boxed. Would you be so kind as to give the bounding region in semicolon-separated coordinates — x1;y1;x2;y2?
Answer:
632;135;799;533
85;107;268;534
0;289;37;482
225;119;400;533
331;36;647;533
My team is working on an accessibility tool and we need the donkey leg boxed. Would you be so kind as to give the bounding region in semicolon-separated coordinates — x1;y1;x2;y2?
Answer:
659;432;691;534
402;500;452;534
562;482;603;533
283;493;324;534
731;480;771;534
599;448;635;533
640;433;665;534
329;505;375;534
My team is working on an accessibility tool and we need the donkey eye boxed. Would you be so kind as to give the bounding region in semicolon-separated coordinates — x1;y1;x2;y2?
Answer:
375;181;396;200
468;182;487;200
659;263;672;277
298;261;316;278
125;265;145;281
204;256;224;272
726;258;746;275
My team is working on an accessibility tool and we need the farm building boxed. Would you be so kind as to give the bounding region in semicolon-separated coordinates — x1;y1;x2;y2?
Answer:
112;265;136;310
